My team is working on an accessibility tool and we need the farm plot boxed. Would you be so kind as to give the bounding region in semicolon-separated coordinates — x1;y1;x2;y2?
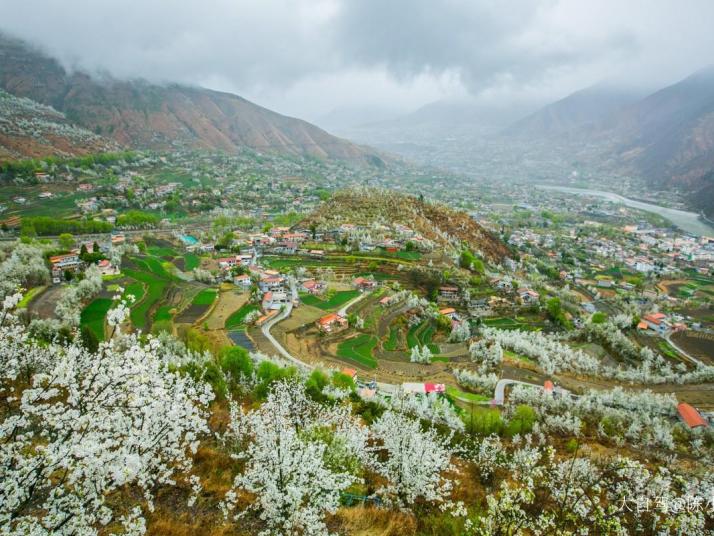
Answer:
225;302;260;330
80;298;113;341
336;334;378;369
122;268;169;329
406;320;439;353
300;289;359;310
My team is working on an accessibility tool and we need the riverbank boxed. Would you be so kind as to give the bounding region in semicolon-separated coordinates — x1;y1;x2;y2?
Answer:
537;185;714;237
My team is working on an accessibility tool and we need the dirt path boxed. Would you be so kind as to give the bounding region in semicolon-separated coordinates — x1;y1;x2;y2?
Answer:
28;285;64;319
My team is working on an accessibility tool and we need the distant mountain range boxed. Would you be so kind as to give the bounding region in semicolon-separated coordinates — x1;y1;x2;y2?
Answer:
505;83;646;138
511;67;714;217
0;34;385;166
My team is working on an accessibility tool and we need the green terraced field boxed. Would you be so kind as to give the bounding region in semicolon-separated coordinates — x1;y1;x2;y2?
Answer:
336;334;378;368
383;326;400;351
446;386;490;403
147;246;178;258
122;269;168;329
193;288;218;306
80;298;113;341
225;303;260;330
407;320;439;353
154;305;174;322
184;254;200;271
123;281;145;303
300;289;360;310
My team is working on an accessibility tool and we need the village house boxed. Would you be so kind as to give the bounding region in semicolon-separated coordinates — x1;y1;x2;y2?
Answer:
353;277;378;292
217;256;240;270
259;275;286;293
492;277;513;291
233;274;252;288
262;291;290;311
677;403;708;429
316;312;348;333
439;307;459;320
438;285;460;301
50;253;83;283
517;288;540;304
96;259;118;276
638;312;670;335
301;279;326;295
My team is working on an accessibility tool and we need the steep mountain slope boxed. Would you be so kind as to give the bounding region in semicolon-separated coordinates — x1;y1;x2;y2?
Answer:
0;34;384;165
609;66;714;185
506;83;644;138
300;188;510;262
0;89;118;160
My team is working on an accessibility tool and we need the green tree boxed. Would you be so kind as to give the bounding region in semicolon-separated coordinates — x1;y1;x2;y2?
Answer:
58;233;74;251
220;346;254;382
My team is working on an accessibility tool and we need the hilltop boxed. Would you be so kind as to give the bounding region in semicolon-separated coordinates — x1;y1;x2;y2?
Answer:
0;34;386;166
300;188;510;262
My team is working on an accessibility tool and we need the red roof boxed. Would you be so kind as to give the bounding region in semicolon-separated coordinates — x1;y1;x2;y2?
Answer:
341;368;357;379
424;383;446;393
379;296;391;305
318;313;340;325
643;313;666;325
637;321;649;330
678;403;708;428
543;380;554;392
439;307;456;315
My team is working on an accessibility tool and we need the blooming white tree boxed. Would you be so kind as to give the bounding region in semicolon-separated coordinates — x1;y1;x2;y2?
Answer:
370;410;457;508
0;296;213;535
410;344;432;364
54;263;104;327
0;242;50;299
449;320;471;343
222;380;367;536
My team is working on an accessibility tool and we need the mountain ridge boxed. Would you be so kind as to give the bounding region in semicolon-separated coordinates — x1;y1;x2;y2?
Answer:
0;34;385;166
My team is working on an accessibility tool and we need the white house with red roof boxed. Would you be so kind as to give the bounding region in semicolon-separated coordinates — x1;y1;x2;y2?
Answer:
316;313;348;333
353;277;378;291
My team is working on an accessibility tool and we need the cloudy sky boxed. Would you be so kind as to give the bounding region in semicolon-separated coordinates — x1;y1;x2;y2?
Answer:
1;0;713;123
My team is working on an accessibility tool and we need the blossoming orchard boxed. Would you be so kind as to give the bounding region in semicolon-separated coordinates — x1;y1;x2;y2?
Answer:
0;182;713;535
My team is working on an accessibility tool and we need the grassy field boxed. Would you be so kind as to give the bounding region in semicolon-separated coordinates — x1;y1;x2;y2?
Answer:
446;386;491;403
123;281;145;303
300;289;360;310
154;305;174;322
184;254;200;271
407;321;439;353
147;246;178;258
383;326;400;351
225;303;260;330
123;269;168;329
193;288;218;306
336;334;378;368
18;286;46;308
483;317;532;330
80;298;113;341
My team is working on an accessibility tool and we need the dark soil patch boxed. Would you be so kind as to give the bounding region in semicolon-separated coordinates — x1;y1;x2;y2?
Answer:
176;303;209;324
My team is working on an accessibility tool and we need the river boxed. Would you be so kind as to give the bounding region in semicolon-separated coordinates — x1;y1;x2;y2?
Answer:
537;185;714;237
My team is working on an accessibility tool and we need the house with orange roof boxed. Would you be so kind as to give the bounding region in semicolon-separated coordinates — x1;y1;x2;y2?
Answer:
678;403;708;428
301;279;326;295
642;312;669;335
353;277;378;291
439;307;458;320
316;313;348;333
